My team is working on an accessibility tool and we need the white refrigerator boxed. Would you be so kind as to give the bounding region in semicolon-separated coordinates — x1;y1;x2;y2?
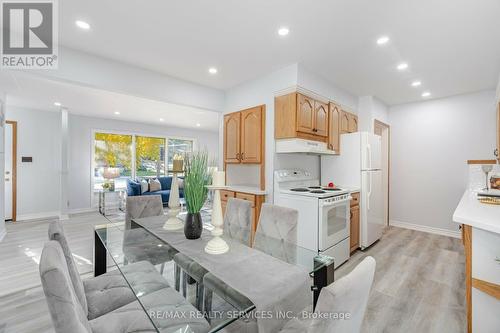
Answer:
321;132;384;249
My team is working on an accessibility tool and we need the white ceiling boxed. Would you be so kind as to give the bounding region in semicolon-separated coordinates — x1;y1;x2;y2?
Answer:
2;72;220;132
58;0;500;105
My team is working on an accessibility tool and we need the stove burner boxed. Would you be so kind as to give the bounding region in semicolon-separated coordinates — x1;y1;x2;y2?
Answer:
310;190;326;194
308;186;322;189
323;188;342;191
290;188;309;192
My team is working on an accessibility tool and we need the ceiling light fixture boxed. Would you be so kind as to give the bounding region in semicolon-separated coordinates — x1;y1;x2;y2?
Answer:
411;81;422;87
208;67;218;74
196;123;201;127
376;36;390;45
159;118;164;122
75;20;90;30
421;92;431;98
278;27;289;36
397;62;408;71
54;102;61;106
114;111;120;115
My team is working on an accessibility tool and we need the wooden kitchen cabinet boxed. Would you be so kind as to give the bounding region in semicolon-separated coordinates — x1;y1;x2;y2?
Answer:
328;102;341;153
350;192;360;253
223;106;264;164
275;93;329;143
224;113;241;163
340;110;358;134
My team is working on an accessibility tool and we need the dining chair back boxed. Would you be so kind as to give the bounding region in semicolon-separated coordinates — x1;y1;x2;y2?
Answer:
223;198;252;244
125;195;164;229
308;256;376;333
253;203;298;264
39;241;92;333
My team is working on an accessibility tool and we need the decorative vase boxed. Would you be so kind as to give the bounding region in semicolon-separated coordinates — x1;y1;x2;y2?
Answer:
184;212;203;239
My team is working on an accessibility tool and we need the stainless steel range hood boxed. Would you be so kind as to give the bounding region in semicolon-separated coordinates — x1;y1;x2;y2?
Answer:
275;138;337;155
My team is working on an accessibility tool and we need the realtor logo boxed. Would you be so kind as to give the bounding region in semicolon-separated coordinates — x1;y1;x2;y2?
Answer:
1;0;58;69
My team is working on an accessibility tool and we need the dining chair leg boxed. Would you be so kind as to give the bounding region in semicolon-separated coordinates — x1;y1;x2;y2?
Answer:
174;264;181;292
203;288;213;323
160;262;165;275
196;282;204;311
182;271;187;298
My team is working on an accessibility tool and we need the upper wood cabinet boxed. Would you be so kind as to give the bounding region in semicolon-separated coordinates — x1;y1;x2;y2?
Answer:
341;110;358;134
224;112;241;163
275;93;329;142
223;106;264;164
328;102;341;153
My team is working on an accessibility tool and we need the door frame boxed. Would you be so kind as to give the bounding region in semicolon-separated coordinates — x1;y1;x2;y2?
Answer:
374;119;390;226
5;120;17;222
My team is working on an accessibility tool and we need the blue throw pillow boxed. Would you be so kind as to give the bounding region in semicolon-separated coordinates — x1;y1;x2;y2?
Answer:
127;179;141;196
158;176;173;191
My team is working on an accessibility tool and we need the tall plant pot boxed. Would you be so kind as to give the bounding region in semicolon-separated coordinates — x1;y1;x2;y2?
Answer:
184;212;203;239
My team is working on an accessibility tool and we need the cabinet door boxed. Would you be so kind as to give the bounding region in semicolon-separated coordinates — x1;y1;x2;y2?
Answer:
314;101;329;137
224;113;241;163
240;106;262;163
350;205;360;252
340;111;350;134
297;94;315;134
348;114;358;133
328;103;340;152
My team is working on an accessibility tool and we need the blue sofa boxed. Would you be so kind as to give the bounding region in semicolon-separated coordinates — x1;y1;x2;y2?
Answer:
127;176;184;205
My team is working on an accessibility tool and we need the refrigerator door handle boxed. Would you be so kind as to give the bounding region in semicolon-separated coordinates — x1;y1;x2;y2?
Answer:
367;172;372;210
366;144;372;170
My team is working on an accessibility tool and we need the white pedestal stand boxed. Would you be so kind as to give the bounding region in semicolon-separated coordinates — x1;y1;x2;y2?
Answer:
204;185;229;254
163;171;184;231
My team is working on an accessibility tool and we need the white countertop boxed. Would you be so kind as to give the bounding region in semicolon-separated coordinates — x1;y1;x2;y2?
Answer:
453;190;500;234
225;185;267;196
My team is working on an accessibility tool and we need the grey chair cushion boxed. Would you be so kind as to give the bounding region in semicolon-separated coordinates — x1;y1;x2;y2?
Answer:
224;198;252;245
84;261;170;320
90;287;210;333
253;204;298;264
39;241;92;333
48;221;88;317
173;253;208;282
203;273;253;310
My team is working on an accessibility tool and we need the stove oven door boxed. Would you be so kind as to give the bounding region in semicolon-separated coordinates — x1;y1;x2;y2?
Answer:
318;200;350;252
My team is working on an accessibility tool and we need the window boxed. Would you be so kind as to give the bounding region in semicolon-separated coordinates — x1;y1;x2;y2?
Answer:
94;133;133;190
167;138;194;171
135;136;166;178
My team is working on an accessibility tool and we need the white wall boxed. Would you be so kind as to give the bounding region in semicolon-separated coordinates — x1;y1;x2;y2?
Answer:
389;90;497;234
5;107;62;219
357;96;389;132
0;93;5;240
69;114;219;211
496;72;500;101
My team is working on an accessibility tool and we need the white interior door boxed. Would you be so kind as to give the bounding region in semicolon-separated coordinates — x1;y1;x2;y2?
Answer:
4;123;13;220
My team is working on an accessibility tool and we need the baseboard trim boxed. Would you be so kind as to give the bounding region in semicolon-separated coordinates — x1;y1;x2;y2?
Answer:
17;211;60;221
389;219;461;239
69;207;98;215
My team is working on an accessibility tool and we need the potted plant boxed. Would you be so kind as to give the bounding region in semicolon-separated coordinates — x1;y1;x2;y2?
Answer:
183;151;212;239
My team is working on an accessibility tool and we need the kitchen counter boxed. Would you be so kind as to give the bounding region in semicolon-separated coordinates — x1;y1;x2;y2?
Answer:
225;185;267;196
453;190;500;234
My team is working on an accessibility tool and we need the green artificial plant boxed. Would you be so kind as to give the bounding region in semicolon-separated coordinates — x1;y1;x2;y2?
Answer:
183;151;212;214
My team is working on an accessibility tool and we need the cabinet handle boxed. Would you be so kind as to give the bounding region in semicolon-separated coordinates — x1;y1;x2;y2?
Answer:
350;211;353;219
241;152;245;160
236;153;241;160
495;148;498;157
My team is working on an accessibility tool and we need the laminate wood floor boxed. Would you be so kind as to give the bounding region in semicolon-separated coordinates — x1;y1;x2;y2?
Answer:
0;212;465;333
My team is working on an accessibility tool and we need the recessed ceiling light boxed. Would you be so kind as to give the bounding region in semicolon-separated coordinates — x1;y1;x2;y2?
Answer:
196;123;201;127
411;81;422;87
54;102;61;106
75;20;90;30
422;92;431;98
397;62;409;71
159;118;164;122
376;36;390;45
208;67;218;74
114;111;120;115
278;27;289;36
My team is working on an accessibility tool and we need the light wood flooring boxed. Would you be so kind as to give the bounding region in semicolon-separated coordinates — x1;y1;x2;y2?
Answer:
0;212;465;333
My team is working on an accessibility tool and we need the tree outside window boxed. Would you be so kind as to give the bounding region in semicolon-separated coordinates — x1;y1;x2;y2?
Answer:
94;133;133;189
135;136;166;178
167;138;194;171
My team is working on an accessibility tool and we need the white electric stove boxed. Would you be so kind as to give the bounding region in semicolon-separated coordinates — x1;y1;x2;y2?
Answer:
274;169;351;268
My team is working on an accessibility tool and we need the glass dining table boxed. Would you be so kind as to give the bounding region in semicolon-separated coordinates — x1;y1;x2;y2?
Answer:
93;211;335;333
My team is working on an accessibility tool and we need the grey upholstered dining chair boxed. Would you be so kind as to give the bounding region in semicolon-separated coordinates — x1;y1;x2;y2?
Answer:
124;195;178;274
203;204;299;321
173;198;252;310
39;241;211;333
279;256;376;333
48;220;169;319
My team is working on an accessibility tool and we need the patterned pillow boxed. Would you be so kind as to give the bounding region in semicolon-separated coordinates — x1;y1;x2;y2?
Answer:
140;179;149;193
149;178;161;192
